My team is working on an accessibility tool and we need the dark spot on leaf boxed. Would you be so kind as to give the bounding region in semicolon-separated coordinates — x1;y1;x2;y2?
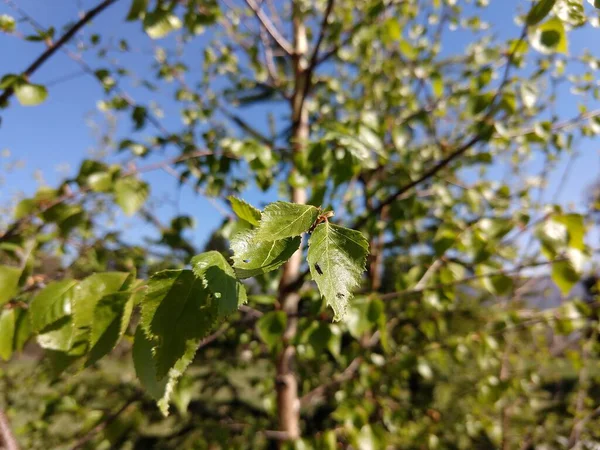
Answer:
336;293;344;299
243;259;250;263
314;263;323;275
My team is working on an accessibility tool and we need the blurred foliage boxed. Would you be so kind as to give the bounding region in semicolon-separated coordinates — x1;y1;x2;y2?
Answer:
1;0;600;448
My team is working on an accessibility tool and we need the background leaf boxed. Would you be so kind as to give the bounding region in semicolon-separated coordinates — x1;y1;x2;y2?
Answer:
14;82;48;106
256;311;287;349
114;177;149;216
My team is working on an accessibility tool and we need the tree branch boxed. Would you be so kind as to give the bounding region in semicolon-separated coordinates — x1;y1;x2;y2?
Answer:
353;28;528;230
0;0;119;106
294;0;335;125
308;0;336;71
70;396;139;450
378;250;600;301
0;149;217;243
300;357;362;408
244;0;294;56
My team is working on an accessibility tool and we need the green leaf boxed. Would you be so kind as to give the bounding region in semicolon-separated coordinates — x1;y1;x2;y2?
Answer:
72;272;132;332
29;279;77;332
382;18;401;44
555;213;585;250
14;198;36;219
191;251;247;317
478;218;513;240
526;0;556;26
14;82;48;106
433;228;457;256
86;291;135;366
254;202;320;241
87;172;112;192
481;270;513;296
231;230;301;279
132;106;147;130
0;74;19;90
13;308;32;352
126;0;148;21
0;309;16;361
140;270;217;378
588;0;600;8
0;14;16;32
133;326;197;416
530;17;568;54
346;297;385;339
535;219;568;258
115;177;149;216
228;196;261;226
45;350;81;377
256;311;287;348
41;273;130;355
133;326;168;399
552;260;580;295
36;317;75;352
144;9;182;39
304;322;333;356
0;265;21;306
307;222;369;320
41;203;82;224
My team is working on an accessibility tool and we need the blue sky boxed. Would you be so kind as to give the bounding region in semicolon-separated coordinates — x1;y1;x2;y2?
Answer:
0;0;599;252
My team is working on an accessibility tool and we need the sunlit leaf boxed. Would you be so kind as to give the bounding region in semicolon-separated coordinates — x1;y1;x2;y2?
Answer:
530;17;568;54
114;177;149;216
307;223;369;320
228;196;261;226
14;82;48;106
0;265;21;307
254;202;320;241
231;231;301;279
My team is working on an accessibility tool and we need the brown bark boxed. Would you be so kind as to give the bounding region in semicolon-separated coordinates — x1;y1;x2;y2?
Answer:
275;2;308;442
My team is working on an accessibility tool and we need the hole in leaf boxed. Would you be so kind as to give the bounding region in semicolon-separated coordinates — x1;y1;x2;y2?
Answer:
243;259;250;263
314;263;323;275
336;293;344;299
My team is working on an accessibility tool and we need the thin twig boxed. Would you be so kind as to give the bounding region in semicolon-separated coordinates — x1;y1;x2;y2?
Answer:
0;0;119;106
378;251;600;301
70;396;139;450
354;28;528;229
300;357;362;407
0;150;216;243
161;165;232;218
244;0;294;55
295;0;336;123
3;0;181;144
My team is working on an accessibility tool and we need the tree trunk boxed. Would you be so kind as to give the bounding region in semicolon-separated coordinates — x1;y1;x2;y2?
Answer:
0;409;19;450
275;2;308;442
